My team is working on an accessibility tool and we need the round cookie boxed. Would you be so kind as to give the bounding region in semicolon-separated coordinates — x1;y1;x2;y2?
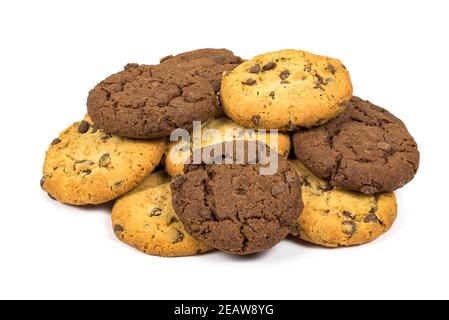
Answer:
221;49;352;130
289;160;397;248
112;171;213;257
41;116;165;205
165;117;291;177
159;48;243;93
87;63;219;139
292;96;420;194
170;141;303;255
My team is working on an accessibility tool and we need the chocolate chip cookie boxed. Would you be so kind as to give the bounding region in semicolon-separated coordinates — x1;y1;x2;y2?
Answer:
87;63;219;139
112;171;213;257
292;96;420;194
221;49;352;130
170;141;303;255
165;117;291;177
41;116;165;205
290;160;397;247
160;48;243;93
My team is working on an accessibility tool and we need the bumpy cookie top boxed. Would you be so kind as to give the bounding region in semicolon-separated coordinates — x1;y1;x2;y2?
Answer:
290;160;397;247
293;97;420;194
87;63;219;139
170;141;303;255
112;171;213;257
41;116;165;205
221;49;353;129
160;48;243;93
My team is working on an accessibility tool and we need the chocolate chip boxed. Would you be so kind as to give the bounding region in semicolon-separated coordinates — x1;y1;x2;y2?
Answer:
262;62;277;71
342;221;357;236
101;134;112;141
342;211;355;219
73;160;94;171
378;142;392;152
269;91;275;99
114;224;124;233
82;169;92;175
271;184;284;196
173;231;184;244
51;138;61;145
242;78;256;86
315;73;327;85
325;64;336;74
248;64;260;73
303;64;312;72
124;63;139;69
149;207;162;217
112;83;123;92
251;115;261;126
78;121;90;134
99;153;111;167
40;176;46;189
91;124;98;133
279;69;290;80
314;74;328;91
364;213;380;223
291;222;300;236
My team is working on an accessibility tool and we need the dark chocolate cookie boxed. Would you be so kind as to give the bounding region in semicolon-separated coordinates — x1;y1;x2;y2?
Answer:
87;63;219;139
292;96;420;194
170;141;303;255
160;48;243;93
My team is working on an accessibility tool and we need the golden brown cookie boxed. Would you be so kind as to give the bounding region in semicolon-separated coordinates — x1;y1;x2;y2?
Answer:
221;49;353;130
289;160;397;247
41;116;165;205
112;171;213;257
165;117;291;176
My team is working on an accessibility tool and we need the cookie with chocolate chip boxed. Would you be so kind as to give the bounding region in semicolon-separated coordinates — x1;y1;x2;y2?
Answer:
112;171;213;257
165;117;291;177
170;141;303;255
292;97;420;194
290;160;397;248
221;49;352;130
87;62;220;139
41;116;165;205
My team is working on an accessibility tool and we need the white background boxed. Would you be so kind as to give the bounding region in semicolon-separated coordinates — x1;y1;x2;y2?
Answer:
0;0;448;300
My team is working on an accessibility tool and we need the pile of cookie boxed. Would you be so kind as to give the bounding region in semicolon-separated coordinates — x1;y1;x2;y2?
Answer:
41;49;419;256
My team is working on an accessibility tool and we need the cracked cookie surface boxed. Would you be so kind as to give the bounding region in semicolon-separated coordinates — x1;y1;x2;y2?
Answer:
292;96;420;194
87;62;220;139
112;171;213;257
170;141;303;255
159;48;243;94
290;160;397;247
41;116;165;205
221;49;352;130
165;117;291;177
